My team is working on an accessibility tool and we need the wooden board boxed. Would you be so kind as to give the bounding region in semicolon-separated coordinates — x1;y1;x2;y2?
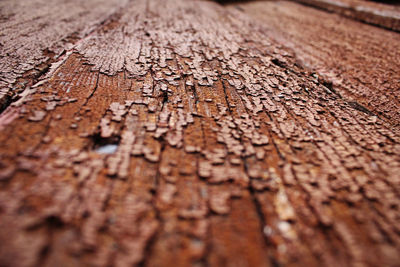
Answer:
0;0;399;266
292;0;400;31
0;0;129;111
228;0;400;125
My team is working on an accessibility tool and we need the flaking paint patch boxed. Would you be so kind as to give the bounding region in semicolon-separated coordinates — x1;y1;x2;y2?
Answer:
0;0;399;266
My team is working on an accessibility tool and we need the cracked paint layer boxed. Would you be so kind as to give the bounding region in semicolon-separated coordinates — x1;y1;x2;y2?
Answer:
228;0;400;125
0;0;129;110
0;0;399;266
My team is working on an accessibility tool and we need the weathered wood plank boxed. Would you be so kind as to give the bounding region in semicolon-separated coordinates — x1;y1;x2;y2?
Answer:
292;0;400;31
228;0;400;125
0;0;129;112
0;0;399;266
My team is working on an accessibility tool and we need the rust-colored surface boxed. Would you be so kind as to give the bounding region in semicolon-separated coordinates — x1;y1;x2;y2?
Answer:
0;0;129;111
229;0;400;125
292;0;400;31
0;0;399;266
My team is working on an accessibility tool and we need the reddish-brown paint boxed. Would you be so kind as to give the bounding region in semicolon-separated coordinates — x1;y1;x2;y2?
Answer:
0;0;399;266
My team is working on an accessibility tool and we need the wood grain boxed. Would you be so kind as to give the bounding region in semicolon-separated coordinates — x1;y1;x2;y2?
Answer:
0;0;129;111
0;0;399;266
292;0;400;31
228;0;400;125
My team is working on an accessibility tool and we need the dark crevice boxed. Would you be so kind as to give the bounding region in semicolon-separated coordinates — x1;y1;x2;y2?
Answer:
347;101;375;116
27;215;65;231
90;132;121;151
0;94;13;114
271;58;288;69
319;78;338;95
162;89;169;104
221;79;233;115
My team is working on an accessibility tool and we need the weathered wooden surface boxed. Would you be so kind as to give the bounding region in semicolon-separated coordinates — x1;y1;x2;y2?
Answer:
0;0;399;266
292;0;400;31
228;0;400;125
0;0;129;111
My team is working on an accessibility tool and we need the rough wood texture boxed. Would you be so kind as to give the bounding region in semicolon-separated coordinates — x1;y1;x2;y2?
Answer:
228;0;400;125
0;0;129;111
0;0;399;266
292;0;400;31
